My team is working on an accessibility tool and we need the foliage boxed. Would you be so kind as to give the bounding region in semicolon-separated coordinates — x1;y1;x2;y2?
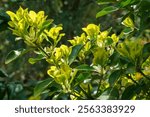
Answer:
4;7;150;100
0;0;100;100
97;0;150;35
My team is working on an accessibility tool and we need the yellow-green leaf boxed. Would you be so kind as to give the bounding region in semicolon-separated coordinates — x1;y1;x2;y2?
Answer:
122;17;134;29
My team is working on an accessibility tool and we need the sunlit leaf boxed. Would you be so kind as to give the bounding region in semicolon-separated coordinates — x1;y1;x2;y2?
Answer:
122;17;134;28
93;47;108;66
38;19;54;34
28;11;37;22
118;0;133;8
6;11;16;21
96;6;118;18
82;24;100;37
28;55;44;64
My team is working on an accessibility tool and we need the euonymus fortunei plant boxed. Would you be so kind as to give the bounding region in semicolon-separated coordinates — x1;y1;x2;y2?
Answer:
5;7;150;99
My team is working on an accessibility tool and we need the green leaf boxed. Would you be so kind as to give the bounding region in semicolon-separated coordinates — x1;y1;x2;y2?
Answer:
96;6;118;18
6;82;23;99
122;27;134;34
42;19;53;28
28;55;44;64
109;70;122;86
142;43;150;62
5;48;27;64
34;78;53;97
121;85;136;100
117;43;130;59
98;0;117;2
105;38;113;46
97;87;119;100
0;69;8;77
118;0;138;8
97;0;117;4
75;64;94;71
109;52;120;66
7;82;23;99
118;0;132;7
75;73;91;85
7;82;16;99
68;44;83;65
15;83;23;93
38;19;54;35
125;63;136;74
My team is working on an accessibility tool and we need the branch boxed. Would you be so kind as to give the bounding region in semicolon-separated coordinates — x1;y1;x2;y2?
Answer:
37;46;50;58
139;70;150;81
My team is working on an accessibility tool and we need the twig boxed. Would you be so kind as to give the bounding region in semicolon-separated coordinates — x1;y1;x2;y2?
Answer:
37;46;50;58
139;70;150;81
126;74;140;86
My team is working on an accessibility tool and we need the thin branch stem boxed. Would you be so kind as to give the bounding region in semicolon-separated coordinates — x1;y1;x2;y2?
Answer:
78;85;89;99
139;70;150;81
37;46;50;58
69;91;84;100
96;67;104;96
127;74;140;86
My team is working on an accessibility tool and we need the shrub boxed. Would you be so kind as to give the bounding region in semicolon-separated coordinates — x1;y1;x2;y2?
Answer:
5;6;150;100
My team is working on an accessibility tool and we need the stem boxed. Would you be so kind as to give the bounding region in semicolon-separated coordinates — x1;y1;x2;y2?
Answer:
78;85;90;99
69;91;84;100
70;93;84;100
96;78;101;95
127;74;140;86
96;67;104;95
37;46;50;58
139;70;150;81
70;69;78;84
